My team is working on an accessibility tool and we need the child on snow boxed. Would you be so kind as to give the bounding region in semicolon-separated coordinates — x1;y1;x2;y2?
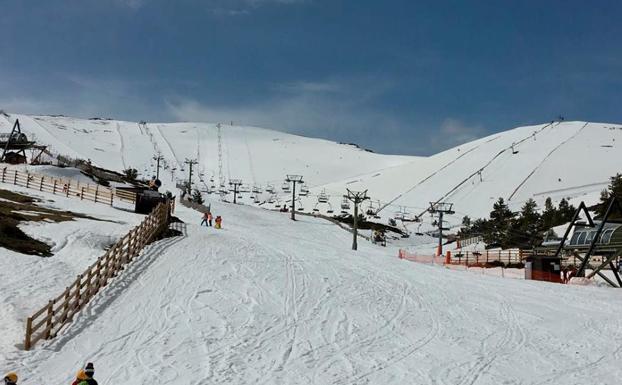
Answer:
84;362;97;385
215;215;222;229
74;363;97;385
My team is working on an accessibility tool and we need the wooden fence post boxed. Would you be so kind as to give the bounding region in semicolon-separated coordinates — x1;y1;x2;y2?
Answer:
14;170;18;185
66;182;70;197
24;317;33;351
94;185;99;203
39;176;44;191
44;300;54;339
53;180;57;194
74;275;82;312
1;167;6;182
26;173;30;188
61;288;70;323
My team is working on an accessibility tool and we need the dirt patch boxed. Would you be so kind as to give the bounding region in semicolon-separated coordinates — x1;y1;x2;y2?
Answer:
0;188;101;257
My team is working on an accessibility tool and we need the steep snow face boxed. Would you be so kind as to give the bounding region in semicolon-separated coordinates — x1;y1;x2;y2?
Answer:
5;113;621;226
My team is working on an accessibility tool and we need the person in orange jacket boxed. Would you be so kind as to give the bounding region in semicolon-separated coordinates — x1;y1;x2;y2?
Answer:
71;369;88;385
207;212;213;227
214;215;222;229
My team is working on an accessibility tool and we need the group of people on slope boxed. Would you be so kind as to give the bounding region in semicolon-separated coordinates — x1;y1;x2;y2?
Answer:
201;211;222;229
4;362;97;385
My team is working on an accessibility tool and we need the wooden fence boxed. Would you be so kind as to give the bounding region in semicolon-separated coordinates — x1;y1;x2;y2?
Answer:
24;202;172;350
399;249;528;267
0;167;136;206
451;249;524;266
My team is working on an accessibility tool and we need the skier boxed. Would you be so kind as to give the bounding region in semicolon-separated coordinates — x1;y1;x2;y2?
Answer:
215;215;222;229
200;212;209;226
207;212;213;227
3;372;17;385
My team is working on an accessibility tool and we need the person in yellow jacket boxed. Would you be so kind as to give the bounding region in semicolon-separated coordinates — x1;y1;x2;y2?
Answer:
71;370;88;385
214;215;222;229
3;372;17;385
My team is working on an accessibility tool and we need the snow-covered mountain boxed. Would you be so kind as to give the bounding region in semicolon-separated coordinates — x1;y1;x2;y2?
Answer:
4;114;621;228
3;113;622;384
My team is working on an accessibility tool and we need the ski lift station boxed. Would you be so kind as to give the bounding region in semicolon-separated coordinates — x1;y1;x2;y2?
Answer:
567;222;622;252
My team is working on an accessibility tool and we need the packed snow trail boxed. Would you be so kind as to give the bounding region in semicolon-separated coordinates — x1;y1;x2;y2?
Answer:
7;201;622;385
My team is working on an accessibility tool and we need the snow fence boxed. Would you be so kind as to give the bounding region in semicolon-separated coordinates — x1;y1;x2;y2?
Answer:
0;166;136;206
23;201;172;350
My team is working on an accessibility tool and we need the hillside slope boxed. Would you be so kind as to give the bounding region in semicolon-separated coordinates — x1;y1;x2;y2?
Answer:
3;114;414;189
3;113;621;228
309;121;622;228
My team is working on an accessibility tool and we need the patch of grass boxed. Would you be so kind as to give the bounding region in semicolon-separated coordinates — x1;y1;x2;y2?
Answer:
0;189;38;203
0;188;100;257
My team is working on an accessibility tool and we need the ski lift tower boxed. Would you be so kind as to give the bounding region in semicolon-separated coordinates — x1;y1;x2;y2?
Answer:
344;189;369;251
153;153;164;179
229;179;243;204
285;174;304;221
429;202;455;256
184;158;198;192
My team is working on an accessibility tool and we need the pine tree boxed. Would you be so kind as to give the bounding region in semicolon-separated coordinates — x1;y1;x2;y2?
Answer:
557;198;576;223
541;197;557;230
596;174;622;219
484;198;515;248
192;189;204;205
513;199;542;248
459;216;472;237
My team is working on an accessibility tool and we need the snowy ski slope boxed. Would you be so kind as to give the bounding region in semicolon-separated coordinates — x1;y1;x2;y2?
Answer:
3;113;621;227
2;197;622;385
2;112;622;384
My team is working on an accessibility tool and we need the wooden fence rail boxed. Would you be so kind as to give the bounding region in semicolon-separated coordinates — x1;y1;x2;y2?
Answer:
24;202;171;350
399;249;529;267
0;167;136;206
451;250;524;266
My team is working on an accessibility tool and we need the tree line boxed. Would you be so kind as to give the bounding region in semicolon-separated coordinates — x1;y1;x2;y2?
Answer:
459;173;622;249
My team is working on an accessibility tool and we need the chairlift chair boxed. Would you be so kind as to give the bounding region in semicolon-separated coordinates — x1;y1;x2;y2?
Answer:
266;184;276;194
341;197;351;210
318;190;329;203
281;181;291;192
299;184;309;196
